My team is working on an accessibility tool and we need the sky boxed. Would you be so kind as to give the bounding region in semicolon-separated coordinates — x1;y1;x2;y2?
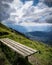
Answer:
0;0;52;32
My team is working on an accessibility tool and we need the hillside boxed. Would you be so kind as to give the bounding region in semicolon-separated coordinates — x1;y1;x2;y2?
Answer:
0;23;52;65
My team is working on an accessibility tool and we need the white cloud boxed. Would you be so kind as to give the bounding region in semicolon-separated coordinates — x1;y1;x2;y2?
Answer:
1;0;52;27
8;0;33;23
0;0;52;33
17;22;52;26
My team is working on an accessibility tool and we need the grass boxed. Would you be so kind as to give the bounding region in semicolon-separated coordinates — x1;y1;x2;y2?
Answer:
0;47;12;65
0;23;52;65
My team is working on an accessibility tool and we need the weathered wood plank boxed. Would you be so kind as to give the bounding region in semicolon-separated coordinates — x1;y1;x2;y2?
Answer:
0;38;37;57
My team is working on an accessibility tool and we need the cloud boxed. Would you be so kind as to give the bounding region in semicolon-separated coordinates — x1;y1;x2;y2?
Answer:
40;0;52;7
0;0;52;33
45;15;52;23
0;0;52;26
18;3;52;24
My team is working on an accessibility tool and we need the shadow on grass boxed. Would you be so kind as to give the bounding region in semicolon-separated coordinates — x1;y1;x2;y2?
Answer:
13;57;32;65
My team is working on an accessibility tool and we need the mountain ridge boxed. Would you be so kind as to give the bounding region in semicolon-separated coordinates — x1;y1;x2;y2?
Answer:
25;31;52;45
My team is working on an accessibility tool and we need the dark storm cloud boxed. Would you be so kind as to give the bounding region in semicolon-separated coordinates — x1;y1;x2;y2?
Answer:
44;0;52;7
0;0;13;21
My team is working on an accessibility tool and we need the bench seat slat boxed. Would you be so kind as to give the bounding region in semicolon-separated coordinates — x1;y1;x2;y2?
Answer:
0;38;37;57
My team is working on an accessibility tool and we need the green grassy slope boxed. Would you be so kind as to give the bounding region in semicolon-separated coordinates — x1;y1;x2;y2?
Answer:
0;47;12;65
0;23;52;65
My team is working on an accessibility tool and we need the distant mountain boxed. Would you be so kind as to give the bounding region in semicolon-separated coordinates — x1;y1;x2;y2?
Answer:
25;31;52;45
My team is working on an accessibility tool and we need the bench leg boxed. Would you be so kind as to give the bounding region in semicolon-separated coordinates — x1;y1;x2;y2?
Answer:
25;56;28;61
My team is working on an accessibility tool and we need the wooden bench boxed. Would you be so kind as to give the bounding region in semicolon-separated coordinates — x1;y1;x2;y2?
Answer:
0;38;37;60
